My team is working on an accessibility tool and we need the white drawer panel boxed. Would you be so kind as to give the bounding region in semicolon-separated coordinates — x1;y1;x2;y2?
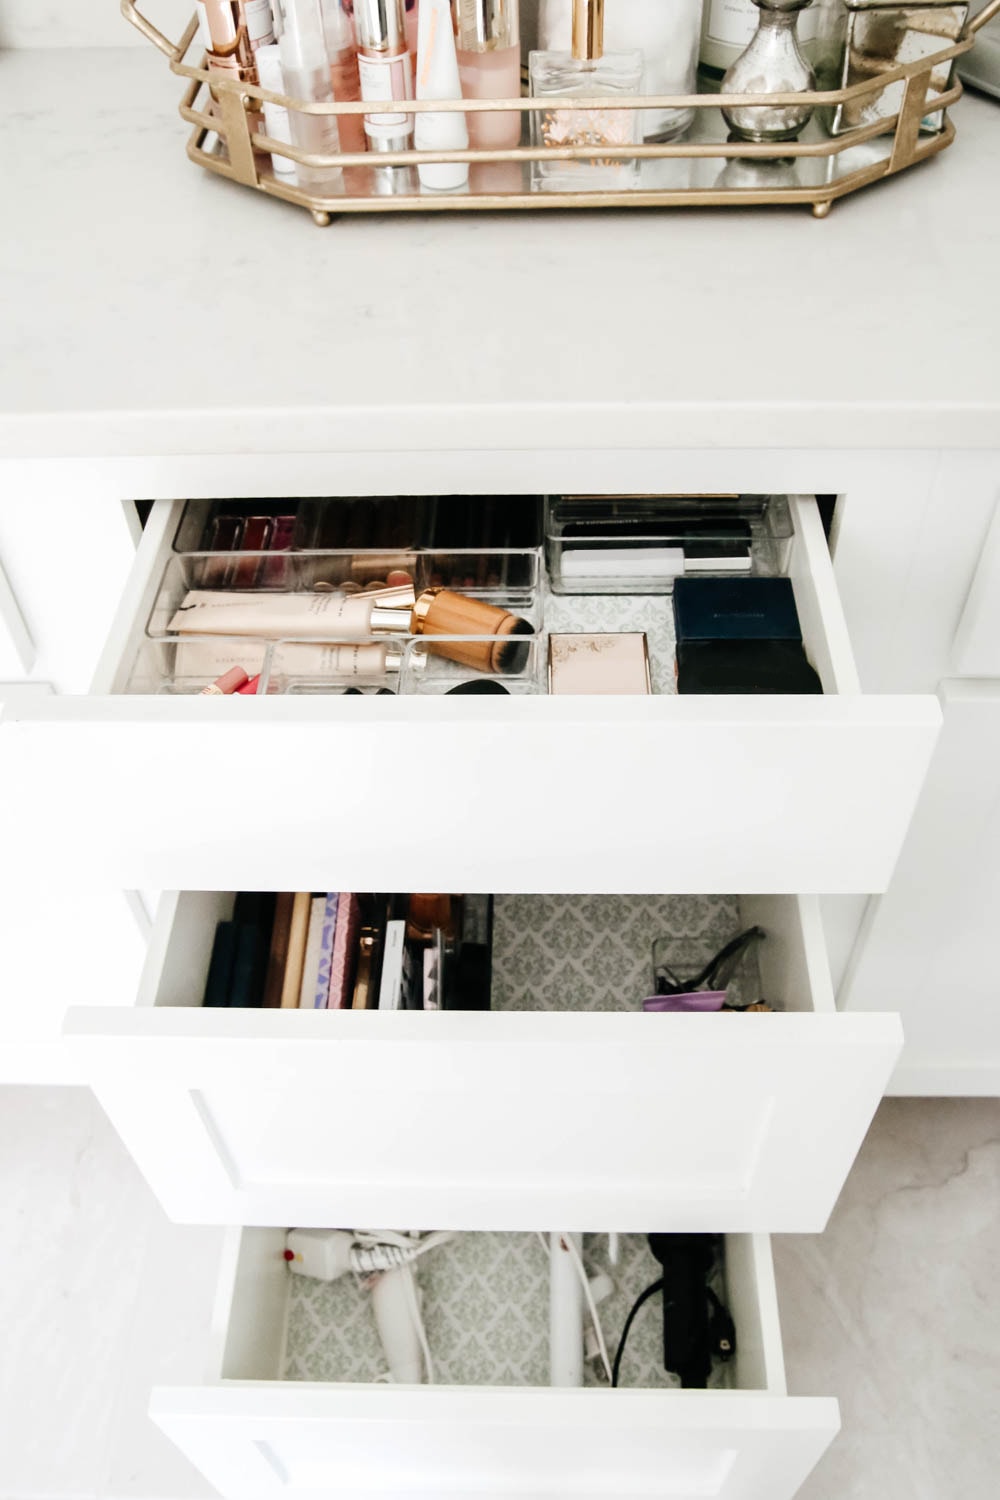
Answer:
0;495;939;895
64;892;900;1231
151;1227;838;1500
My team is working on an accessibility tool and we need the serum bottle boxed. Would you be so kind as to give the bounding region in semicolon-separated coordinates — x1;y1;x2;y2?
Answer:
453;0;522;150
355;0;415;151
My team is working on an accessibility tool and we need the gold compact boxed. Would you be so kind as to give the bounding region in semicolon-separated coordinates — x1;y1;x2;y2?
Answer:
548;633;652;695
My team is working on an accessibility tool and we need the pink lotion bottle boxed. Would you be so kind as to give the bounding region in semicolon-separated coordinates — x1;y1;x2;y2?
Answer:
453;0;521;150
319;0;367;154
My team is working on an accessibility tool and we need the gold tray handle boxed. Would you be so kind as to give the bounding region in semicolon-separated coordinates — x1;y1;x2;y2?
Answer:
968;0;1000;36
121;0;185;61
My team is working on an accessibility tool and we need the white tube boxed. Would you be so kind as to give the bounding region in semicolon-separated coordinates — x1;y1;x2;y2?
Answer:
549;1232;585;1388
168;590;382;639
415;0;469;191
256;43;298;181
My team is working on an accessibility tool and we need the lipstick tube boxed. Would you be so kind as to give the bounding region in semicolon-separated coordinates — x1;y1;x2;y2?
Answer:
410;588;534;672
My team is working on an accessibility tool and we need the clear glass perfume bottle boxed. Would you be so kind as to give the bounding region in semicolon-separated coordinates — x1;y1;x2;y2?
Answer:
529;0;642;190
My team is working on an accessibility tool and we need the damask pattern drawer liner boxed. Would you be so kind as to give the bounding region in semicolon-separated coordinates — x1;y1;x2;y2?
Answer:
491;894;742;1012
283;1232;731;1390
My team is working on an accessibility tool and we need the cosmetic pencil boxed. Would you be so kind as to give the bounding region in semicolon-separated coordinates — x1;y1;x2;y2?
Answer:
280;892;313;1009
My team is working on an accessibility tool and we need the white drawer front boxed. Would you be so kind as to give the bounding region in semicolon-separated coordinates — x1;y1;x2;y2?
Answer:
0;495;940;895
151;1229;839;1500
65;893;901;1232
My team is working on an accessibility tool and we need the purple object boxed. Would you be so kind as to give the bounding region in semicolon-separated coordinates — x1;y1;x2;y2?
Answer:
642;991;727;1013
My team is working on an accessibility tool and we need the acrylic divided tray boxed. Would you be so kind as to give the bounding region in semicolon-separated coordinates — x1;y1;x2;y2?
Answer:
149;1228;841;1500
124;0;1000;221
0;492;940;893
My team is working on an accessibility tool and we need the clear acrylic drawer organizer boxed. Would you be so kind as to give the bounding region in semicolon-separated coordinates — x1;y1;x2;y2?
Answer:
125;0;1000;222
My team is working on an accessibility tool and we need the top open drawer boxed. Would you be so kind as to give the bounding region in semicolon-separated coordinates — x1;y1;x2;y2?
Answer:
0;495;939;894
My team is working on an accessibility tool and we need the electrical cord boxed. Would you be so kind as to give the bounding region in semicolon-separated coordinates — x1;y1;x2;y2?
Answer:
562;1234;613;1385
611;1277;665;1389
350;1229;454;1275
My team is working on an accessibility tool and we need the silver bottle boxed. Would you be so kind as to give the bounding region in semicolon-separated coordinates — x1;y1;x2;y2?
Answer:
721;0;815;143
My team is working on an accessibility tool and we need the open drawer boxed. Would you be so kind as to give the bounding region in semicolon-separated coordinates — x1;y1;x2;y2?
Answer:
152;1226;838;1500
0;494;938;894
64;891;900;1231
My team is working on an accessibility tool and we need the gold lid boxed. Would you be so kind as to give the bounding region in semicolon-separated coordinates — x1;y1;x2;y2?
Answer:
411;587;443;634
368;583;416;635
454;0;519;53
572;0;604;62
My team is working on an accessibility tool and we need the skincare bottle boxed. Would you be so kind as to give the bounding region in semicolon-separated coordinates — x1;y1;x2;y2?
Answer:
355;0;415;151
416;0;470;189
528;0;642;188
274;0;343;189
197;1;275;86
405;0;421;55
256;41;299;179
453;0;522;150
319;0;367;153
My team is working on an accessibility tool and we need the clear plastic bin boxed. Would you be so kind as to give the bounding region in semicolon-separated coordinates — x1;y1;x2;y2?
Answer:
545;495;794;595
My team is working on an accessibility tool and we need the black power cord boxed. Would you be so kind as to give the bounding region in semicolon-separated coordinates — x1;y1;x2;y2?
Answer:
611;1238;737;1390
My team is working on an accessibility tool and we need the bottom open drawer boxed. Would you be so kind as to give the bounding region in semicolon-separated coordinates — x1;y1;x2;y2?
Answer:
152;1225;838;1500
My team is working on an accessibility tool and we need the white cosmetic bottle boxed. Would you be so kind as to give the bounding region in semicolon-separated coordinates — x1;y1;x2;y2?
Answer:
274;0;343;190
415;0;469;189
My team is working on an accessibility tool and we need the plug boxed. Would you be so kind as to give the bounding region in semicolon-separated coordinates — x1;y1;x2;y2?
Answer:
283;1228;354;1281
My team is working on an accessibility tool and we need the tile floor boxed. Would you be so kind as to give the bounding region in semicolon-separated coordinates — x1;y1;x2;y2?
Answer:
1;1088;997;1499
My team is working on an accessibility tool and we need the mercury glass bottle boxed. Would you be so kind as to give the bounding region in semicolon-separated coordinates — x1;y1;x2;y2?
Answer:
721;0;815;142
529;0;642;188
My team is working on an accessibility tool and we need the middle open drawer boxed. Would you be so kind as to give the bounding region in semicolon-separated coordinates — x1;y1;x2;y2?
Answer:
64;889;900;1231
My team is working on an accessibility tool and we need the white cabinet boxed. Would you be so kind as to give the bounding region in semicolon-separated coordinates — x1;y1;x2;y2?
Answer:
0;495;940;895
65;890;900;1230
151;1226;839;1500
841;681;1000;1095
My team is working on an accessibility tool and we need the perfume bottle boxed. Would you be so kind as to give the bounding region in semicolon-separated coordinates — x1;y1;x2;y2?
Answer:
721;0;815;143
538;0;701;142
528;0;642;189
453;1;522;151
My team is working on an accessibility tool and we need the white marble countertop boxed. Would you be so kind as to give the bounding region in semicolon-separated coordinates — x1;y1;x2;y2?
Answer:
2;43;1000;460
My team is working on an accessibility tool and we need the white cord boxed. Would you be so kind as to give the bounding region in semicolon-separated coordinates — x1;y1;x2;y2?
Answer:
562;1234;613;1385
400;1263;435;1385
538;1232;614;1385
350;1230;455;1275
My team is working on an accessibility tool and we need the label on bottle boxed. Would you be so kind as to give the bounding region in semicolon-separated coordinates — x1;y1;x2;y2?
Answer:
358;52;414;128
705;0;818;47
242;0;276;48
